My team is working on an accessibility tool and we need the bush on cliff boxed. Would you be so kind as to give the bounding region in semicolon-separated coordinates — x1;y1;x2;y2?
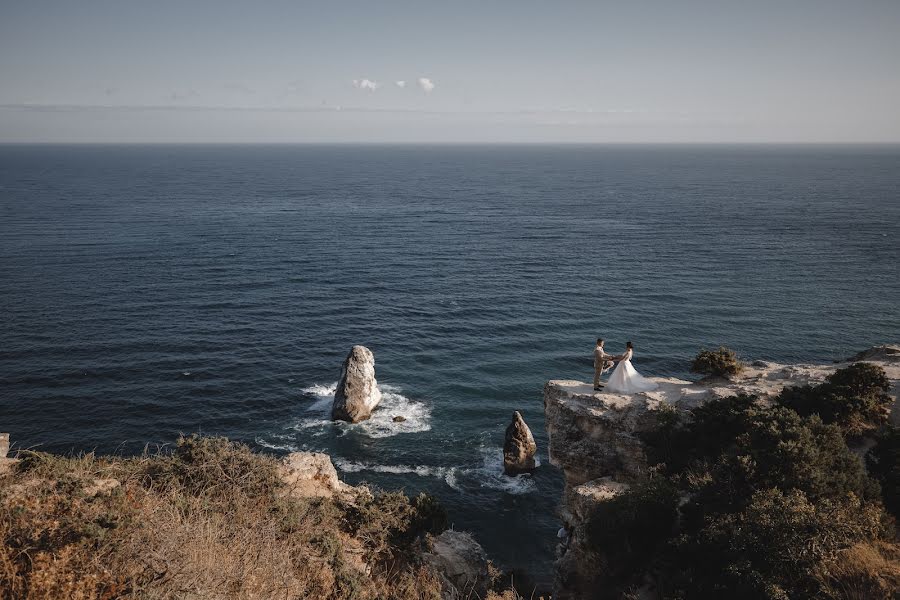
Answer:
615;395;897;599
0;436;447;600
642;393;757;473
867;426;900;519
689;406;879;514
690;346;743;378
777;362;893;437
670;488;888;600
585;479;679;582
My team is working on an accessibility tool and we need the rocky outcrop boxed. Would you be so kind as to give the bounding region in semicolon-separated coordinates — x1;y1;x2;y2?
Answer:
278;452;356;500
424;530;489;600
847;344;900;363
0;434;16;477
332;345;382;423
545;346;900;599
503;411;537;475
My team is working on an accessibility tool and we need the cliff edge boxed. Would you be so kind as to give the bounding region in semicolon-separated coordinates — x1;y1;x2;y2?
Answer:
544;346;900;599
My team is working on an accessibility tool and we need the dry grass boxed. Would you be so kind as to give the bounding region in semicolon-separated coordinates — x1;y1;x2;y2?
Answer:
0;436;447;600
816;541;900;600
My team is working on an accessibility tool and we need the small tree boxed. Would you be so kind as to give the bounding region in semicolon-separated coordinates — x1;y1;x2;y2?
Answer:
691;346;743;378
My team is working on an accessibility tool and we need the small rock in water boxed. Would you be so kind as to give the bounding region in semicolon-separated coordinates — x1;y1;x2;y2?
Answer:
503;411;537;476
331;345;382;423
392;415;406;422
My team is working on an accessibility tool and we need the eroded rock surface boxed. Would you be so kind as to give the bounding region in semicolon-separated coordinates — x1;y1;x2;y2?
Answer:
278;452;355;500
424;530;489;600
332;345;382;423
503;411;537;475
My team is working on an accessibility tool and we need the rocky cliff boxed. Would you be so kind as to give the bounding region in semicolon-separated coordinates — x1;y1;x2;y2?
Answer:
0;436;493;600
544;345;900;599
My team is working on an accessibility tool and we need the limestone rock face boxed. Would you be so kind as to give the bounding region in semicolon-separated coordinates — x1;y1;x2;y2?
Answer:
503;411;537;475
278;452;354;499
544;381;667;485
544;346;900;599
332;345;382;423
424;530;489;600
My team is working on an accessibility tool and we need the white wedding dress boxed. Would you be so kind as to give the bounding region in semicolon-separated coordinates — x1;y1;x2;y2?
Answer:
605;349;659;394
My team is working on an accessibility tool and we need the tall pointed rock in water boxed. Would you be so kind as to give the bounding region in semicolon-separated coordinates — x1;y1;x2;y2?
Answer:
331;345;382;423
503;411;537;475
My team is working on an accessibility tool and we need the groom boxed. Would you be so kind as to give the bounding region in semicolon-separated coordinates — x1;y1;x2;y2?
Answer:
593;338;615;390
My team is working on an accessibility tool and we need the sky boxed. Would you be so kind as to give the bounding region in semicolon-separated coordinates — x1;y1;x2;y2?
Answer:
1;0;899;143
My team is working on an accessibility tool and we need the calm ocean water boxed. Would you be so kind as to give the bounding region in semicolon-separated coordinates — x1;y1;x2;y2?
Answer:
1;144;899;583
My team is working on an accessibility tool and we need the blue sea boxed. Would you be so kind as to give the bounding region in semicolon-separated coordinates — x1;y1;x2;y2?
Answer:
1;144;899;585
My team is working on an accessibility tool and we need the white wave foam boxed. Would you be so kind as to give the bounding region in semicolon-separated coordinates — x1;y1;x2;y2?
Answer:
355;387;431;438
332;448;536;495
295;382;430;439
254;436;301;453
333;458;460;490
471;447;537;495
300;382;337;412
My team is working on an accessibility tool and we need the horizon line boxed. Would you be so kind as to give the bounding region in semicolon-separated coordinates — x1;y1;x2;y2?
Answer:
2;141;900;146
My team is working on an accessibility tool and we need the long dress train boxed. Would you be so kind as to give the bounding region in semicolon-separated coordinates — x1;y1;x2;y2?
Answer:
605;349;658;393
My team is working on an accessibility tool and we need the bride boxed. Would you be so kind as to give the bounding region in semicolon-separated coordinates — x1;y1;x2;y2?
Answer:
606;341;659;393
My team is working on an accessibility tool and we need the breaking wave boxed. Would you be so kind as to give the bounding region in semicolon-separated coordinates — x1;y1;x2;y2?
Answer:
328;448;537;496
332;458;460;490
295;381;431;438
470;446;537;495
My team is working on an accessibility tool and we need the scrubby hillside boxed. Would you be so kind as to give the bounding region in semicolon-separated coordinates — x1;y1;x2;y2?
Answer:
0;436;519;600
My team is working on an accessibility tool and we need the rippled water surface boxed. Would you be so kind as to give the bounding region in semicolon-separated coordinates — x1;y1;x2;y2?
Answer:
1;144;899;584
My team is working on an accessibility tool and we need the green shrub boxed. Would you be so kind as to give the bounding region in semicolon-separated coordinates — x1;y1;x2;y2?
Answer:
670;488;887;600
342;490;448;565
139;434;281;499
778;363;893;436
642;394;757;474
691;346;743;378
631;392;894;599
584;479;679;590
729;407;875;503
867;426;900;518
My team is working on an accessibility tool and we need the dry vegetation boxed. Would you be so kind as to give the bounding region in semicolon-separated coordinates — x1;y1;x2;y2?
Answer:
0;436;478;600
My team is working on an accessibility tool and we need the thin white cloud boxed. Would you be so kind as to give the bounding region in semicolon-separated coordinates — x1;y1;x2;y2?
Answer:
395;80;406;88
352;78;379;91
417;77;435;93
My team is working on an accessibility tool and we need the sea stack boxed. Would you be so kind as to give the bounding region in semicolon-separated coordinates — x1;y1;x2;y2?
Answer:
331;345;382;423
503;411;537;475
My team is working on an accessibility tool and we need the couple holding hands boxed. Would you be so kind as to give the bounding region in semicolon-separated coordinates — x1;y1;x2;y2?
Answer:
592;338;659;394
